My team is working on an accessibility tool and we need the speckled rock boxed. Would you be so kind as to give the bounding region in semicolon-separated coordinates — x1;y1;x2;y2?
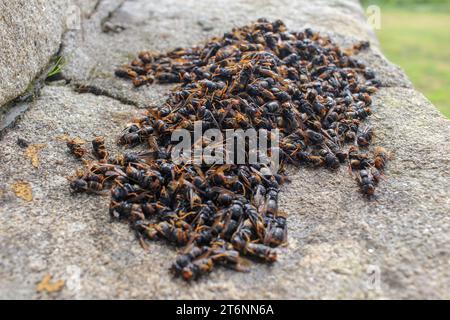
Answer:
0;0;70;107
0;0;448;299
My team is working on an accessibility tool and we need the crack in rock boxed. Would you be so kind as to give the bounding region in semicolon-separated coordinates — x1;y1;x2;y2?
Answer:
72;83;138;106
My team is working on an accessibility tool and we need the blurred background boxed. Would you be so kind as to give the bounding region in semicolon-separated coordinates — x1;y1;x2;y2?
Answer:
361;0;450;118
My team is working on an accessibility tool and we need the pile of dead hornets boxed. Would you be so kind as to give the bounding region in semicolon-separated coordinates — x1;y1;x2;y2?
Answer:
66;19;389;281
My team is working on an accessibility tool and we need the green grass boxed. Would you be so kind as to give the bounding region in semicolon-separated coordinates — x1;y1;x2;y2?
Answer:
47;56;67;78
362;1;450;118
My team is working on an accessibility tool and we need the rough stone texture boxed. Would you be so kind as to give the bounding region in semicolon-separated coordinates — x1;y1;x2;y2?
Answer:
0;0;70;107
0;0;449;299
72;0;101;18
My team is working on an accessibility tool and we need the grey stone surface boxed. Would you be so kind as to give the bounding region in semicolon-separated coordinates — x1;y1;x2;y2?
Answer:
0;0;449;299
0;0;70;108
72;0;101;18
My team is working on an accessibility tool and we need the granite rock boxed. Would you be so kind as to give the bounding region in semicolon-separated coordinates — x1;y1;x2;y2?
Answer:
0;0;448;299
0;0;71;107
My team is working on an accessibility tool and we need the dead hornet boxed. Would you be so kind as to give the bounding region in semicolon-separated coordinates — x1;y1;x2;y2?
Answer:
137;51;154;64
307;154;325;167
326;141;347;163
244;204;266;240
133;75;154;87
180;256;215;281
358;169;376;196
231;220;274;262
111;182;140;201
219;214;242;241
170;245;210;276
210;239;250;271
119;124;154;146
206;165;238;187
263;187;279;215
141;221;191;246
119;130;141;146
92;137;109;160
242;242;277;263
321;149;340;170
67;139;87;159
252;184;266;211
302;129;325;145
371;167;383;185
348;146;371;170
345;107;372;120
109;201;145;222
69;178;104;194
357;125;374;147
115;68;138;79
373;146;389;170
264;211;288;247
126;165;164;190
